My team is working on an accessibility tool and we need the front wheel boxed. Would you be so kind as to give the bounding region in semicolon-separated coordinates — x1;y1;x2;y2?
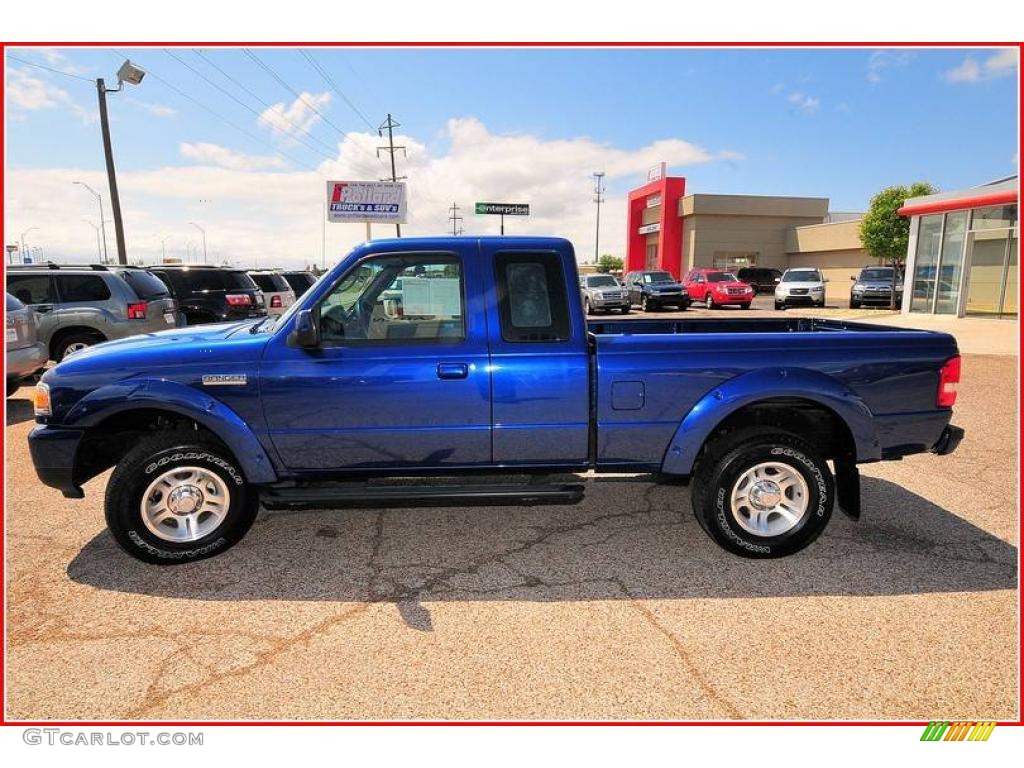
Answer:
705;293;716;309
584;298;593;315
640;295;652;312
849;299;860;309
739;303;751;310
104;430;259;564
619;306;631;315
691;428;834;558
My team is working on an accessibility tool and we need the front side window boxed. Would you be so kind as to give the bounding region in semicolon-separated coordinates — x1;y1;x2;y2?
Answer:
495;252;570;343
318;254;464;344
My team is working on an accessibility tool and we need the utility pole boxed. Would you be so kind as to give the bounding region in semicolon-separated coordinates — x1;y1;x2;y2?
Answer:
73;182;109;264
448;202;463;236
190;222;207;264
97;79;129;264
593;171;606;265
377;113;406;238
83;220;102;262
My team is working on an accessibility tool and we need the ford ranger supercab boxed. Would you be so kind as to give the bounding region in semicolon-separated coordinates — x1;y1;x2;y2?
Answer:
27;237;964;564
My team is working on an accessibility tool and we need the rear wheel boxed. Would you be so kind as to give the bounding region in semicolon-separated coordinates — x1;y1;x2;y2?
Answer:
53;331;104;362
691;428;834;558
104;430;259;564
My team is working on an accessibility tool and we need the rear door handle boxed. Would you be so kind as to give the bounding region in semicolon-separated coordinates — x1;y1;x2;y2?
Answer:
436;362;469;380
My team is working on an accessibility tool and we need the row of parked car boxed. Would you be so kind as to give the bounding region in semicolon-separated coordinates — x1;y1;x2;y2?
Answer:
5;262;319;396
580;265;904;315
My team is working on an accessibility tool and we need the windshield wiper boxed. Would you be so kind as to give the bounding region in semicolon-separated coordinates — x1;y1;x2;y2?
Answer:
249;317;272;334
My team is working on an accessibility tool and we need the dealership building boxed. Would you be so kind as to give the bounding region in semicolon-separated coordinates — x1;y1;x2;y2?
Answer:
625;167;870;303
898;176;1018;318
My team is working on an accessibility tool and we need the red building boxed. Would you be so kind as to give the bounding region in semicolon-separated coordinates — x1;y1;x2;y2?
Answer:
626;163;686;278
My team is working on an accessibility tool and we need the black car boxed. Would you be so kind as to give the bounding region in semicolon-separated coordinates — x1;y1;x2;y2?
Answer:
623;270;689;311
281;270;318;298
736;267;782;295
148;265;266;325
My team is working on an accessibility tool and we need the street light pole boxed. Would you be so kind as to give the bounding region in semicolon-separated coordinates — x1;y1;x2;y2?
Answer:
189;222;207;264
73;181;109;264
159;235;171;263
593;171;606;265
20;227;38;264
82;219;102;262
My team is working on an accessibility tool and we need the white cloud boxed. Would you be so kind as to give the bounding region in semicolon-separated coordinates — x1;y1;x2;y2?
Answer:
944;48;1018;83
127;98;177;118
258;92;333;142
787;92;820;113
7;66;97;125
5;118;744;270
867;50;912;84
179;142;286;171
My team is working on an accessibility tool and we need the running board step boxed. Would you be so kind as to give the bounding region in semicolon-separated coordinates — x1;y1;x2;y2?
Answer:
260;483;586;510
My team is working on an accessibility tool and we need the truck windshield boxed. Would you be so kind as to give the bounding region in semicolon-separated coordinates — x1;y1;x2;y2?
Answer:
783;271;821;282
706;272;737;282
586;275;618;287
644;272;674;284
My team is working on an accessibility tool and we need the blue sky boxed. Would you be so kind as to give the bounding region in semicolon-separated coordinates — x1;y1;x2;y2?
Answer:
5;46;1019;266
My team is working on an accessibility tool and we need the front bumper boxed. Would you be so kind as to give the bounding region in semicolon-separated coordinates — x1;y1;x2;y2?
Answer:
28;424;85;498
591;296;630;308
853;292;902;305
6;342;48;379
932;424;964;456
778;293;825;305
649;292;688;305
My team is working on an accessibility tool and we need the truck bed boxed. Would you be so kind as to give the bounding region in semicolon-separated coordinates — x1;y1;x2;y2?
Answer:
588;316;926;336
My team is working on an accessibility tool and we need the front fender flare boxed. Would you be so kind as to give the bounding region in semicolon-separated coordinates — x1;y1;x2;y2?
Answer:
660;367;880;476
63;378;278;484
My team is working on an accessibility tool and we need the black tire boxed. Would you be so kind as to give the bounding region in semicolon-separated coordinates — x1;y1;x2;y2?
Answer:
641;295;652;312
849;299;860;309
705;293;716;309
584;298;593;315
53;331;104;362
6;378;20;398
739;303;751;310
691;428;834;559
620;306;630;315
104;430;259;565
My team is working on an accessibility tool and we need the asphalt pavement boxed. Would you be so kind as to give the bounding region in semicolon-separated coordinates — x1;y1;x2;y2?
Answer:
3;312;1018;721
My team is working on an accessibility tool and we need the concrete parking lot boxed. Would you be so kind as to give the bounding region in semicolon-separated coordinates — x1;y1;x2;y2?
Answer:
4;310;1018;721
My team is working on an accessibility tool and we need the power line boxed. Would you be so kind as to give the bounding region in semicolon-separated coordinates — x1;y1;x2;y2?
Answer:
6;54;94;82
162;48;336;162
110;49;314;171
242;47;379;164
191;49;339;156
448;202;464;236
298;49;376;131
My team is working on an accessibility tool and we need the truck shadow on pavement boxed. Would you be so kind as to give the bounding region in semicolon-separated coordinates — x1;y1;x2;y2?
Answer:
6;396;34;426
67;476;1018;632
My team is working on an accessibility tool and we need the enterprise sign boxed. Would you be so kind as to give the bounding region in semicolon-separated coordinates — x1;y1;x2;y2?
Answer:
475;202;530;216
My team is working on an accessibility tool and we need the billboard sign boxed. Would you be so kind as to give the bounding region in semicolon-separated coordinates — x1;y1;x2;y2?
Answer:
475;202;530;216
326;180;407;224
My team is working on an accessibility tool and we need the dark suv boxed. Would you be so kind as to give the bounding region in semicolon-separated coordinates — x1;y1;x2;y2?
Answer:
736;267;782;295
281;270;318;298
148;265;266;326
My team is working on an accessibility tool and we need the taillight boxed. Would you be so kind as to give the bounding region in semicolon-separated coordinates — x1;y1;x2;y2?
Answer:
225;294;253;307
270;294;282;308
127;302;148;320
937;356;961;407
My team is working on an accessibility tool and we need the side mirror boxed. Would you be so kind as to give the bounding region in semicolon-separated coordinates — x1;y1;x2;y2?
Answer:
288;309;320;348
773;277;781;283
850;276;857;281
823;278;830;283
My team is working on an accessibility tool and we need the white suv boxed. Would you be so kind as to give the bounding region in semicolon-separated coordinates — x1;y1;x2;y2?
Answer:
775;268;827;310
248;271;297;316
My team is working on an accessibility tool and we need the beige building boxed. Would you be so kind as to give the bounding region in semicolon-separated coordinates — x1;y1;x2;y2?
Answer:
785;219;869;302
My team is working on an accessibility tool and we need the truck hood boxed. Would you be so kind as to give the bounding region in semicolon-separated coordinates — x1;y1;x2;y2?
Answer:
47;320;264;376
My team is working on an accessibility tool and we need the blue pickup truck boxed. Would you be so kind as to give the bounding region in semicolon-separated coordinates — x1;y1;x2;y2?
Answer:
27;237;964;564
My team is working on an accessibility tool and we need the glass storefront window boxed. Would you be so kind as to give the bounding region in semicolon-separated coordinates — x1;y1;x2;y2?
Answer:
964;205;1018;317
910;214;942;312
934;211;967;314
971;204;1017;230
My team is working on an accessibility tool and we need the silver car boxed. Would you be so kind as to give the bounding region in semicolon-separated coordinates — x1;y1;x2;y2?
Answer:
6;293;48;397
580;273;630;315
6;264;179;361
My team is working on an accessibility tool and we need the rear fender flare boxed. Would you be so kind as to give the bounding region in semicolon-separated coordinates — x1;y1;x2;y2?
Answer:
660;367;880;476
63;378;277;483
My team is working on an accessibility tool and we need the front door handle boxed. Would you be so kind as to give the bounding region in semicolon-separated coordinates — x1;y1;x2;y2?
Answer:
34;304;53;313
436;362;469;380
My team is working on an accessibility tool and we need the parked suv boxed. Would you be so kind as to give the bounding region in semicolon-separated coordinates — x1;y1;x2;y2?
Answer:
850;266;904;309
623;270;689;311
775;267;827;309
5;293;48;396
736;267;782;295
580;273;630;314
281;270;318;298
148;265;266;325
682;268;754;309
6;264;179;361
248;271;297;316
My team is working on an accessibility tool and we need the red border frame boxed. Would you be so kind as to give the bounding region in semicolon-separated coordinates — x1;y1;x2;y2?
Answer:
1;40;1021;729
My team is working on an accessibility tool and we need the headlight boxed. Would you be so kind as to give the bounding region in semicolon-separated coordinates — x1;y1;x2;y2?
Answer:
34;382;52;416
852;283;865;292
812;285;825;292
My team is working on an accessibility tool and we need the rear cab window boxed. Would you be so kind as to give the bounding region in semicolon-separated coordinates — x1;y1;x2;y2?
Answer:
495;252;571;343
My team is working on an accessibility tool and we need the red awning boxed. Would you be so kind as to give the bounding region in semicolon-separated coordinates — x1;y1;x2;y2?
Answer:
898;189;1018;217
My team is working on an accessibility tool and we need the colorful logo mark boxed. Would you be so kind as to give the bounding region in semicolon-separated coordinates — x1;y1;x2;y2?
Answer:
920;721;996;741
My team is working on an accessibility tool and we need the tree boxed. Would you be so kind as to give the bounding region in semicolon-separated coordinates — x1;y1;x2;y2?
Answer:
858;182;937;308
596;254;623;274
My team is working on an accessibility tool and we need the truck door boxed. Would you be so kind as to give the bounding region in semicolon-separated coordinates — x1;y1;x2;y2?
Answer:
259;247;492;471
481;242;591;468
